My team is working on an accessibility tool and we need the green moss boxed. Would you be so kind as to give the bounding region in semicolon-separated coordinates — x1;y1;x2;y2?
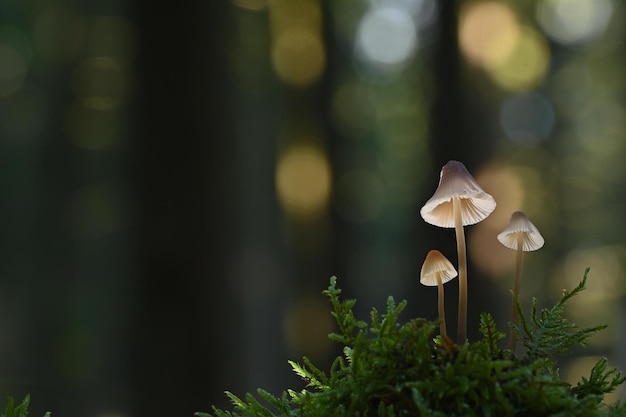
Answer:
200;269;626;417
1;395;50;417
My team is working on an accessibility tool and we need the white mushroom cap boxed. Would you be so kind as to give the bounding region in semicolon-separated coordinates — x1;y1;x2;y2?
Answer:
420;250;458;286
497;211;545;251
420;160;497;228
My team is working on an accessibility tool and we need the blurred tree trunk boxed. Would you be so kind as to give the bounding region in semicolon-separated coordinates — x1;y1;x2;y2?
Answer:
428;0;496;341
430;0;463;167
430;0;495;168
129;2;241;415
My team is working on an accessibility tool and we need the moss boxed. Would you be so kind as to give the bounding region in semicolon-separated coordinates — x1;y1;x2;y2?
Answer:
200;269;625;417
1;395;50;417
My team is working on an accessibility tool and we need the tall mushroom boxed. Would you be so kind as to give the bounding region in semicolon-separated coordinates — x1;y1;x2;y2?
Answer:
420;250;458;338
497;211;544;350
420;160;496;343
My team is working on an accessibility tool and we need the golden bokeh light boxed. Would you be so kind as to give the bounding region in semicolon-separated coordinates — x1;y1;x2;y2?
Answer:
88;17;136;65
562;357;624;404
73;57;128;110
271;29;326;87
469;163;525;276
275;143;332;221
558;245;626;301
282;294;335;359
65;104;121;150
269;0;325;87
270;0;321;34
458;1;520;69
488;26;550;92
474;163;525;230
549;245;626;347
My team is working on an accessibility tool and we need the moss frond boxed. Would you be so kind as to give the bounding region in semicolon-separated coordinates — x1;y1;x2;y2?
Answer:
514;268;607;362
0;395;51;417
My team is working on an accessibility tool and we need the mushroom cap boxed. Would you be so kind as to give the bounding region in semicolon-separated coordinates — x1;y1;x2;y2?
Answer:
420;160;497;228
497;211;545;251
420;250;458;286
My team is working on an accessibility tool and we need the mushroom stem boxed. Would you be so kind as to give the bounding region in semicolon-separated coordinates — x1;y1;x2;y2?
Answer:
452;197;468;343
437;274;447;338
420;250;457;339
509;234;525;350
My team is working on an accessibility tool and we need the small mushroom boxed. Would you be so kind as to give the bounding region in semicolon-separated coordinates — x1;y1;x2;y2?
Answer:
420;160;496;343
497;211;544;350
420;250;458;338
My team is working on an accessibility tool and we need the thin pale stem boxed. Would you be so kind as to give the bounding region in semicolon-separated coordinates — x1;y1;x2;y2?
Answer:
509;234;524;350
437;275;447;338
452;197;467;343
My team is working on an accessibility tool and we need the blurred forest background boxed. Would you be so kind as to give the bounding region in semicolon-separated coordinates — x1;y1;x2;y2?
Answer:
0;0;625;416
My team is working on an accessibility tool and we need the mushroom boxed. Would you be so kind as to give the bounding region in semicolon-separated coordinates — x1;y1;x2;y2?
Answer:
497;211;544;350
420;250;458;338
420;160;496;343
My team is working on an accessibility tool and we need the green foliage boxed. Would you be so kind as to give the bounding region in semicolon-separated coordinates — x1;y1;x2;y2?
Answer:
1;395;51;417
199;272;625;417
513;268;607;362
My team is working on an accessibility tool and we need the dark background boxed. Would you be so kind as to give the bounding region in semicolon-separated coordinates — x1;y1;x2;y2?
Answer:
0;1;624;416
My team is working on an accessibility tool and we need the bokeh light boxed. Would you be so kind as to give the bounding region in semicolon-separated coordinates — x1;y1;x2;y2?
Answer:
366;0;439;30
270;0;321;34
73;57;128;111
87;17;136;64
458;1;550;92
354;0;438;78
275;142;332;221
563;356;625;404
487;26;550;92
499;92;555;145
65;104;122;150
458;1;520;70
537;0;614;46
282;293;335;359
403;0;439;29
270;0;325;87
469;163;525;276
558;245;626;302
271;29;326;87
355;6;417;67
549;244;626;349
63;16;133;151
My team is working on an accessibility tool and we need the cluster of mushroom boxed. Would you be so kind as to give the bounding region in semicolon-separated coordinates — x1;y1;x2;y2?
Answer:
419;161;544;347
